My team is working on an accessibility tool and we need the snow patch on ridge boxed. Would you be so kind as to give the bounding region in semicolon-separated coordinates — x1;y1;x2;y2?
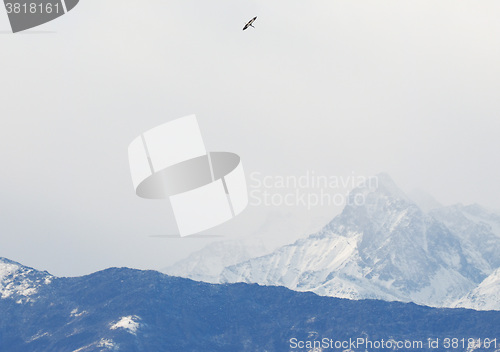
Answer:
110;316;141;335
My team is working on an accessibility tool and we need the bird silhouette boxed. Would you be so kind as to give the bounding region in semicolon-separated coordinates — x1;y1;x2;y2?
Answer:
243;17;257;30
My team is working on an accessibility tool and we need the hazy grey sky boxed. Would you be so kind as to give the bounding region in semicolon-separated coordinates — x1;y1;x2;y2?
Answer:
1;1;499;276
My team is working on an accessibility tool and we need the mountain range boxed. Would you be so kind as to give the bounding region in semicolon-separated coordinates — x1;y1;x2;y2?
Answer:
1;257;500;352
166;174;500;310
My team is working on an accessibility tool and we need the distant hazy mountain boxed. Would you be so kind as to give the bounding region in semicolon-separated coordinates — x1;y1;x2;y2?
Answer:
1;257;500;352
162;211;329;283
220;174;500;308
161;239;269;283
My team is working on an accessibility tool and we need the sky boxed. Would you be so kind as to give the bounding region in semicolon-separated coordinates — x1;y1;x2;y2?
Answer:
1;0;499;277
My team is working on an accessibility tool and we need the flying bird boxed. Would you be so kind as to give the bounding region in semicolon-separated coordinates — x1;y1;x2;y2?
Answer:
243;17;257;30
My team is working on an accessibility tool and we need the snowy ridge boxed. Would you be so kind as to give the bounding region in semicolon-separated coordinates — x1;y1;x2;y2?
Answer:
454;267;500;311
162;239;268;283
0;257;52;302
162;210;329;283
220;174;500;308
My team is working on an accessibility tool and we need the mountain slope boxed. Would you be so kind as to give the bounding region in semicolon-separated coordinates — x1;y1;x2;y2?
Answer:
430;203;500;272
220;174;500;307
0;257;52;302
161;211;330;283
1;257;500;352
454;267;500;311
161;239;268;283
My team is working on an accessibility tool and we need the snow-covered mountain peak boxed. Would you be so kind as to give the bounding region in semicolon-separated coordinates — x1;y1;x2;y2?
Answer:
372;173;411;200
220;175;500;308
0;257;52;302
321;173;420;239
344;173;411;209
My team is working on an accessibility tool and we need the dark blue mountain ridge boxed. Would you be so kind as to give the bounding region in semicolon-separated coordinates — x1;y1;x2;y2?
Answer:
0;257;499;352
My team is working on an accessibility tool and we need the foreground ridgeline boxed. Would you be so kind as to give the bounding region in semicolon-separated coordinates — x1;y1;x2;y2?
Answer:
1;257;499;352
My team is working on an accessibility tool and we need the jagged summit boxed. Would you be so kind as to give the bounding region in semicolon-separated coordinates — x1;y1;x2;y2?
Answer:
320;173;419;238
372;173;411;199
342;173;411;207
